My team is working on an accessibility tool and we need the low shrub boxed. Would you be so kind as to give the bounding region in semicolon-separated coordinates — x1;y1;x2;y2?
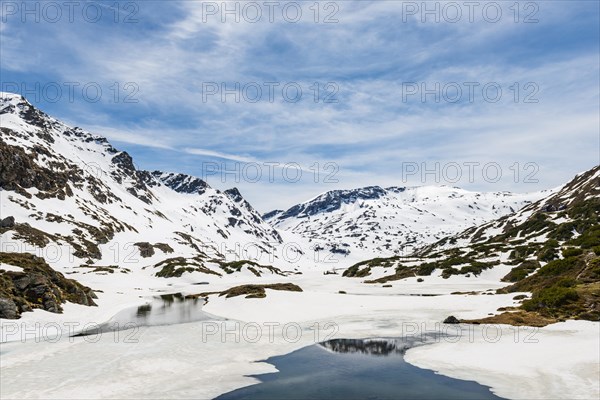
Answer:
522;286;579;311
562;247;583;258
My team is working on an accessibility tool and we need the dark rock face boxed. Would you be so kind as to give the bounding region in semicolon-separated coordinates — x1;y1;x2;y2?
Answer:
0;252;97;319
152;171;209;195
153;243;174;254
0;136;75;199
134;242;155;258
330;245;350;255
534;165;600;218
0;216;15;228
0;94;56;132
111;152;136;178
111;152;155;205
222;188;283;244
443;315;460;324
0;298;19;319
224;188;243;203
275;186;388;220
262;210;283;220
227;217;239;227
386;186;407;194
150;172;283;243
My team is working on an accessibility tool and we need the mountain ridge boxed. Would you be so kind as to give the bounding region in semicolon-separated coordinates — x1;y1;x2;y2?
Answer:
340;165;600;325
1;92;597;324
265;183;550;257
0;92;284;268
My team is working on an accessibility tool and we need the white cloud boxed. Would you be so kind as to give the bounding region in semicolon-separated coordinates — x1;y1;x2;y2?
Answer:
1;1;597;210
183;147;256;163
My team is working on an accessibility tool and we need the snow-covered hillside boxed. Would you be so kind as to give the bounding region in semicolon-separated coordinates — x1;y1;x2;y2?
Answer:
0;91;549;283
0;91;587;322
1;93;598;400
0;92;292;284
336;165;600;325
417;165;600;255
265;184;550;258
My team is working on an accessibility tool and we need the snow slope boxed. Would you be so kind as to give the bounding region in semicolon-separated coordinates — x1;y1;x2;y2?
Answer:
265;185;549;259
0;92;292;274
1;271;597;400
1;93;598;400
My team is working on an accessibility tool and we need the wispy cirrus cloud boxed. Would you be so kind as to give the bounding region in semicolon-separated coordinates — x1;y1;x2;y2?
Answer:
183;147;257;163
0;0;598;211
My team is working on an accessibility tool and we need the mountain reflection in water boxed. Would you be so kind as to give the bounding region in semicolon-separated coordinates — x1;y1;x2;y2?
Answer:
217;337;504;400
319;338;408;356
74;292;220;336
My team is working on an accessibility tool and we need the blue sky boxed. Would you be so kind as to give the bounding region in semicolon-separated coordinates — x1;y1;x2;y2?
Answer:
1;1;599;212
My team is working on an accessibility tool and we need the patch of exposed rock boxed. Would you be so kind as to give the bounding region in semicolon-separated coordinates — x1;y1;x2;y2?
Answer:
0;252;97;319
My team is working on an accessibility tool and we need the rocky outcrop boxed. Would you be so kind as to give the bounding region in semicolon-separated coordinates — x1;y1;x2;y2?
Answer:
443;315;460;324
193;283;303;299
134;242;155;258
224;187;244;203
111;152;156;205
0;252;97;319
134;242;175;258
273;186;388;220
152;171;208;195
0;216;15;228
0;136;75;199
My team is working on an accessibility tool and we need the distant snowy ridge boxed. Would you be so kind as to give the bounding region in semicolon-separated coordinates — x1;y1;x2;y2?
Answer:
265;183;551;257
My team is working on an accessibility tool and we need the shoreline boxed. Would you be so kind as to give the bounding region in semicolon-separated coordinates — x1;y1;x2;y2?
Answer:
1;270;598;399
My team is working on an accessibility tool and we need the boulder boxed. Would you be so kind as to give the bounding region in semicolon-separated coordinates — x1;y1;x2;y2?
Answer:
0;216;15;228
443;315;461;324
0;298;19;319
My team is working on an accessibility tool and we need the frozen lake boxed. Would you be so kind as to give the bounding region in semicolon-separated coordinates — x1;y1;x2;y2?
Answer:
217;337;503;400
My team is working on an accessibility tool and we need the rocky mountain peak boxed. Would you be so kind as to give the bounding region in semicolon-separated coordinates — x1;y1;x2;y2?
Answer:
224;187;243;202
151;171;209;195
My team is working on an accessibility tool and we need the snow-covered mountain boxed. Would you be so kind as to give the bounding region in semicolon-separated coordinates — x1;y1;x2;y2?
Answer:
264;184;549;258
337;165;599;323
416;165;600;256
0;92;287;281
1;92;593;323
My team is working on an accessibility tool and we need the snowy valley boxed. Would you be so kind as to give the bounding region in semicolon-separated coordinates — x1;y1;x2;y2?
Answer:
0;93;598;400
